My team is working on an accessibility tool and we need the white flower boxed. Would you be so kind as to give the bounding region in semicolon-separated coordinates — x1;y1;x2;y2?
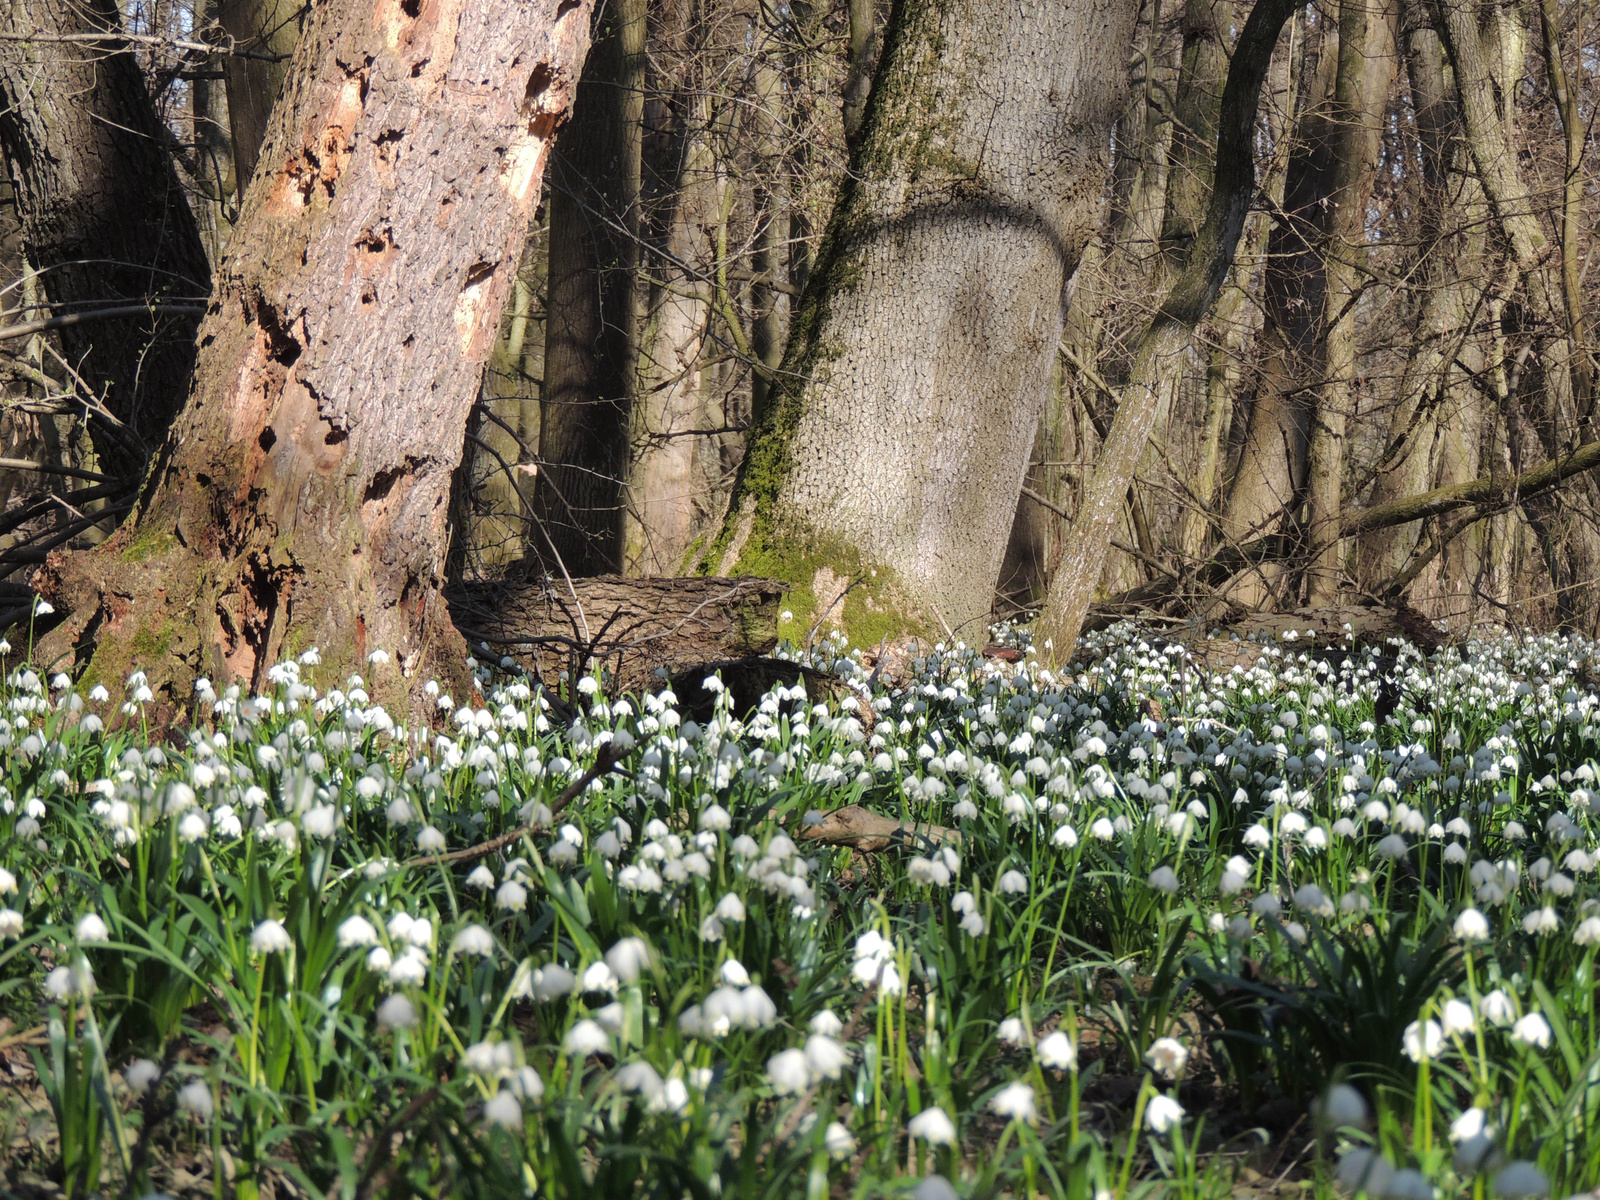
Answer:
465;865;495;890
614;1061;664;1102
451;925;495;957
1402;1019;1443;1062
250;919;291;954
989;1080;1038;1124
823;1121;856;1160
415;825;446;852
562;1019;610;1056
43;963;95;999
1522;906;1560;935
605;937;650;984
1293;884;1334;918
366;946;393;973
1145;1094;1185;1133
338;916;378;948
0;909;21;939
302;804;337;839
713;893;747;922
1441;998;1476;1037
1511;1012;1551;1049
1454;908;1490;940
1480;989;1516;1026
1144;1037;1188;1077
1037;1031;1077;1070
496;881;528;911
997;870;1028;895
1337;1149;1394;1195
74;913;109;943
907;1107;958;1146
376;994;417;1030
1574;916;1600;945
767;1048;812;1095
483;1089;522;1130
805;1034;850;1080
1450;1107;1488;1144
124;1058;161;1095
177;1080;214;1119
997;1017;1028;1046
1376;834;1410;859
582;961;620;995
0;868;14;895
1147;867;1179;894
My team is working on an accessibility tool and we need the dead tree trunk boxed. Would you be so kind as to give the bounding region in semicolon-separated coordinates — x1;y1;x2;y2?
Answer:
33;0;596;710
0;0;212;478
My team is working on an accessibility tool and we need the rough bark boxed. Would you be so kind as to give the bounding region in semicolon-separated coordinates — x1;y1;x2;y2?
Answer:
536;0;646;576
447;573;783;696
0;0;212;477
32;0;596;708
708;0;1141;638
1036;0;1302;662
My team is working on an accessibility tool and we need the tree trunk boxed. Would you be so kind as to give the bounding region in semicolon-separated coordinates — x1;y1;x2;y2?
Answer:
1035;0;1301;660
706;0;1141;638
34;0;596;708
624;25;721;577
219;0;304;192
0;0;212;478
1304;0;1396;604
536;0;646;576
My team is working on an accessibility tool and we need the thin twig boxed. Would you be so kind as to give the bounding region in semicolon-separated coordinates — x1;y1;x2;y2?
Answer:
0;30;288;61
402;744;633;869
0;303;207;343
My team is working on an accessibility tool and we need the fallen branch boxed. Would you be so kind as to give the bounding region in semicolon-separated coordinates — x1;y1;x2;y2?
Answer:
403;743;633;868
798;805;960;853
0;303;208;342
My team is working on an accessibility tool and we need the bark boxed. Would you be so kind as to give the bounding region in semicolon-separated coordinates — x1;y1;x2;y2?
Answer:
1304;0;1396;604
537;0;646;576
219;0;304;191
33;0;596;708
709;0;1141;638
1036;0;1302;662
748;16;788;424
624;39;720;576
447;573;783;697
1220;19;1340;555
0;0;212;477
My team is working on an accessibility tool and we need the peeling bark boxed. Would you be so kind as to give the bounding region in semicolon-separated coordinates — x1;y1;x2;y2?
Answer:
33;0;596;709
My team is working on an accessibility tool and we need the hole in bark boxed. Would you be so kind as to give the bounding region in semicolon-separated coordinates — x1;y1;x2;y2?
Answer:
521;64;554;115
259;427;277;452
462;261;495;290
365;465;404;503
400;0;421;17
197;473;212;488
325;427;348;446
255;298;302;366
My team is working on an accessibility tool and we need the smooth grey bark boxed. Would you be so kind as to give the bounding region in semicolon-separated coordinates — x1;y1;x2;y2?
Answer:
713;0;1141;636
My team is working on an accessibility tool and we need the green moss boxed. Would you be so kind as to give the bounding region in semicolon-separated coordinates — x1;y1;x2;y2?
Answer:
732;529;927;649
131;619;175;662
122;529;177;563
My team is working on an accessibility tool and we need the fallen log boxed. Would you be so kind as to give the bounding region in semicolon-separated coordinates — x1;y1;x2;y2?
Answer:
797;804;959;853
446;574;785;697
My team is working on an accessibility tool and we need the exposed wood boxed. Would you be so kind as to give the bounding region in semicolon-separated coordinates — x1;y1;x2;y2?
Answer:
797;804;959;853
32;0;596;711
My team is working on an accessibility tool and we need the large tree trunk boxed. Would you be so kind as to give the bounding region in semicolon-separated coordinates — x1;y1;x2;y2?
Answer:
705;0;1140;638
0;0;212;478
34;0;595;708
536;0;646;576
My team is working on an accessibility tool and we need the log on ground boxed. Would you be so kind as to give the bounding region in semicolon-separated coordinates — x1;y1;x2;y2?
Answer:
445;575;785;696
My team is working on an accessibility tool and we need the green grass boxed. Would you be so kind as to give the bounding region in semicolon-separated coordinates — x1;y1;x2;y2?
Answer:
1;619;1599;1199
